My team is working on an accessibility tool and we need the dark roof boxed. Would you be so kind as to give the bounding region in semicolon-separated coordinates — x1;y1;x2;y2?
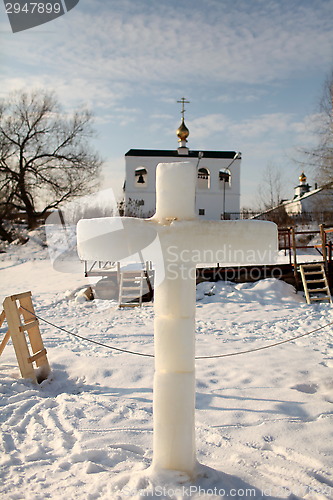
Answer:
125;149;241;159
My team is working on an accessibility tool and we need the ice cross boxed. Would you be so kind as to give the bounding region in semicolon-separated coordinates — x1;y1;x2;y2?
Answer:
77;162;277;478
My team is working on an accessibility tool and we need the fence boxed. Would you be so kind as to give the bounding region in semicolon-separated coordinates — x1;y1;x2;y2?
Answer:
277;224;333;288
227;211;333;225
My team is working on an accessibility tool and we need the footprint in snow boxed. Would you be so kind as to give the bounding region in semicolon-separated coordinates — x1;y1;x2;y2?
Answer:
291;383;318;394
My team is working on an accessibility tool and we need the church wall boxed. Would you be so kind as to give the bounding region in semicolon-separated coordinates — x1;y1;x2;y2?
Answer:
124;154;241;220
284;188;333;216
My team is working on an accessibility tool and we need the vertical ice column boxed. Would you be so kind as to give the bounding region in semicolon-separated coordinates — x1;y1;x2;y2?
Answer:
154;162;196;221
152;162;198;475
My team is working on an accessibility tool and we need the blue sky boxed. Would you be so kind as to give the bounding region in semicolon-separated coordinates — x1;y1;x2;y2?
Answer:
1;0;333;207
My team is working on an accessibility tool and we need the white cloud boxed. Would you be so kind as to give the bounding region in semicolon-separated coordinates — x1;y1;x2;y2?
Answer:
198;112;323;149
289;113;324;143
0;75;128;111
101;157;125;201
188;114;230;141
186;110;322;180
2;0;333;104
216;92;263;104
188;112;303;144
229;113;296;138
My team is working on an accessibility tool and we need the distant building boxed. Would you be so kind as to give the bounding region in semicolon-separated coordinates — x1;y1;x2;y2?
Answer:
123;99;241;220
283;173;333;216
251;172;333;224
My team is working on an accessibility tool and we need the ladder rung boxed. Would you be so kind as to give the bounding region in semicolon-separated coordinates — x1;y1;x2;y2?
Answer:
11;291;32;301
301;263;324;267
303;271;325;275
308;288;329;293
310;297;331;302
122;273;143;278
28;348;47;363
122;286;141;291
19;319;39;332
119;303;140;308
306;279;325;283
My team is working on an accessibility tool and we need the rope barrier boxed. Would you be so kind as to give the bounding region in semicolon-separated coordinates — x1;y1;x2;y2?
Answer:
20;306;333;360
20;307;154;358
195;321;333;359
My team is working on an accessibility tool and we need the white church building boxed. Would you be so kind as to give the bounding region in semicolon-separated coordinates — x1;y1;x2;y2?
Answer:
282;172;333;216
123;99;241;220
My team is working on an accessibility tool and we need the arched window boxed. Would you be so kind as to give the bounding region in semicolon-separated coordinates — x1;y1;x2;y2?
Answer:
135;167;147;187
197;167;210;189
219;168;231;189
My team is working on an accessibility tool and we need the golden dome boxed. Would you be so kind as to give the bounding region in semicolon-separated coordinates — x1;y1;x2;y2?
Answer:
299;172;307;183
176;118;189;142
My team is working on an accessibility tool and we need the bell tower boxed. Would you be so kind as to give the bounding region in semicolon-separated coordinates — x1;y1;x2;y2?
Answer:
294;172;311;198
123;97;241;219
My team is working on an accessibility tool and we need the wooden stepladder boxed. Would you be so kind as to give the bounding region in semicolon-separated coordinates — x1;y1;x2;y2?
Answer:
0;292;50;383
299;263;332;304
118;262;154;308
118;269;145;308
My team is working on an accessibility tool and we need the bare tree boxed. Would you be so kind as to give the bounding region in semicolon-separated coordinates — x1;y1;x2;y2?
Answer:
256;163;285;210
316;71;333;183
299;71;333;184
0;175;17;242
0;89;102;232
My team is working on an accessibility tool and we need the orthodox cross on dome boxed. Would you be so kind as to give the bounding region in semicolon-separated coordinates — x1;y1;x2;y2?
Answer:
177;97;190;119
176;98;190;149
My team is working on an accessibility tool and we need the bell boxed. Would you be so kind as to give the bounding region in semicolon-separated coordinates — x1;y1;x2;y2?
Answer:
137;174;145;184
219;171;230;182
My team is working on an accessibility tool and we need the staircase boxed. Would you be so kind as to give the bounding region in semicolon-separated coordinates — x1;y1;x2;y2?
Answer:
299;263;332;304
118;264;154;308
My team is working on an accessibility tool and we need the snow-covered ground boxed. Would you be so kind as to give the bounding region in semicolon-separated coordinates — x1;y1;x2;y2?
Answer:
1;228;333;499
